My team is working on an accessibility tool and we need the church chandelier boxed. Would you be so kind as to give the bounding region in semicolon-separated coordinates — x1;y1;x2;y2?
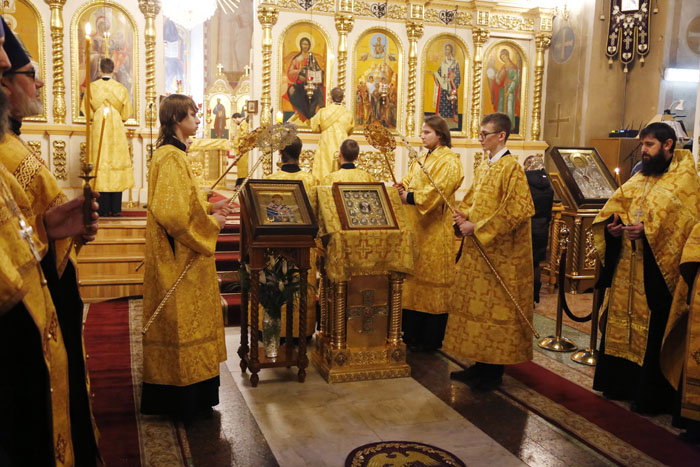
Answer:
162;0;240;29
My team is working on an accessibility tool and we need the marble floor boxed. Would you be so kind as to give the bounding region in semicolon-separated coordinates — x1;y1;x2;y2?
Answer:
179;290;679;466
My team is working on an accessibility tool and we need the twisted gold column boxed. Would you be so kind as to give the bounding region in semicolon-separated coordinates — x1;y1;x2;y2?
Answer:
334;13;354;93
45;0;67;123
332;281;347;349
388;273;403;345
470;28;490;139
258;3;279;126
139;0;161;126
405;6;423;136
531;33;551;141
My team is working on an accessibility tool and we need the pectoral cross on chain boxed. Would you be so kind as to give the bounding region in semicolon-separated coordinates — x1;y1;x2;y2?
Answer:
18;217;41;262
633;208;643;224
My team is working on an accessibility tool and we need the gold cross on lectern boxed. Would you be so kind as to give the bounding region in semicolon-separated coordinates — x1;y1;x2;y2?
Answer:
347;290;388;333
217;63;224;74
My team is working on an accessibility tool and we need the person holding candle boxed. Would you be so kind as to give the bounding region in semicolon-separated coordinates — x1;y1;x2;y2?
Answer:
81;57;133;217
309;87;354;181
592;122;700;418
0;18;102;466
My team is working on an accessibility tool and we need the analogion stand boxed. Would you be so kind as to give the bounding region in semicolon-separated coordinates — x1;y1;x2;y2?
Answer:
237;180;318;387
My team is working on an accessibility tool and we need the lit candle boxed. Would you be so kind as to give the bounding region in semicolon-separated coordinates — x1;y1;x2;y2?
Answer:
85;23;92;161
276;111;283;123
614;167;624;198
93;107;110;188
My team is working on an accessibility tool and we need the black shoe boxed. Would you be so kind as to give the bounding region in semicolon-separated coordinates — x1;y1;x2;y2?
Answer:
679;430;700;443
450;365;482;383
472;375;502;392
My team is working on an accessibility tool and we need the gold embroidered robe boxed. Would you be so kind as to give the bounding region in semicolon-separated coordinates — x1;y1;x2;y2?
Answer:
260;169;319;336
443;154;535;364
660;223;700;421
82;78;134;192
594;149;700;366
321;166;376;185
0;132;74;275
309;104;354;181
0;166;74;466
400;145;464;315
232;119;249;180
143;144;227;386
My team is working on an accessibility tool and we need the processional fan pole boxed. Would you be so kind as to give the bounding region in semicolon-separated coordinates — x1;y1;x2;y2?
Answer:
395;129;540;339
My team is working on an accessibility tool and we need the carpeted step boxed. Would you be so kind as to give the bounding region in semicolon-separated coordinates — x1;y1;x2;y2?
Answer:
220;293;242;326
215;251;241;271
221;222;241;234
216;233;240;252
217;270;239;293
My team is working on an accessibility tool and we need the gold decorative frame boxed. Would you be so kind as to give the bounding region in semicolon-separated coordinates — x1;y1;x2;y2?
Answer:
332;182;399;231
351;26;404;135
204;69;236;139
7;0;48;122
70;0;140;126
276;20;333;132
480;39;528;140
420;33;471;137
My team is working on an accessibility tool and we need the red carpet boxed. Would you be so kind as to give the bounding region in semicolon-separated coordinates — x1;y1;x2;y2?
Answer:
84;299;141;466
506;361;700;466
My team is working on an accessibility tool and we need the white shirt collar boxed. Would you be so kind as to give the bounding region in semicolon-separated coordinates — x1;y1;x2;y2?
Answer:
489;147;509;165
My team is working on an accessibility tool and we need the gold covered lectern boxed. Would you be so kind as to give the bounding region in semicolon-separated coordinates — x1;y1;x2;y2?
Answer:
313;183;416;383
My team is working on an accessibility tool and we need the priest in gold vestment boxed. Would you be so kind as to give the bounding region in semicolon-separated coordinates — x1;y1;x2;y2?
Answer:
661;223;700;440
310;87;354;182
141;95;229;419
82;57;133;216
320;138;376;185
592;123;700;415
395;115;463;352
444;113;534;392
0;22;101;465
263;136;317;337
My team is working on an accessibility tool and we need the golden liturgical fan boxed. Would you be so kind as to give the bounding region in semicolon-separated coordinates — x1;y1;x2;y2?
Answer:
537;225;577;352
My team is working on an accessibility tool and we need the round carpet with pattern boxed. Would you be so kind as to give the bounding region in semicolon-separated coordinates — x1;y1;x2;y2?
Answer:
345;441;466;466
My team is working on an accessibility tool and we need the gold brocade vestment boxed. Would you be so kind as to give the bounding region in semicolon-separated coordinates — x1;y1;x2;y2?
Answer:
259;168;319;336
143;144;227;386
82;78;134;192
0;166;74;466
661;223;700;421
321;166;376;185
309;104;354;181
594;150;700;366
0;132;74;275
443;154;535;364
232;119;249;179
400;145;463;315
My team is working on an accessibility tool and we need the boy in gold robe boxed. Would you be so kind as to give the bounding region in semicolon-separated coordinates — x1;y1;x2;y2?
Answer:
141;94;230;419
82;57;133;216
445;112;534;392
321;138;376;185
310;87;354;182
264;136;317;337
394;115;464;352
593;123;700;415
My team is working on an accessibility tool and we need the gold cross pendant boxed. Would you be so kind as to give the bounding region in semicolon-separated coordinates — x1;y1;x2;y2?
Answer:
18;217;41;262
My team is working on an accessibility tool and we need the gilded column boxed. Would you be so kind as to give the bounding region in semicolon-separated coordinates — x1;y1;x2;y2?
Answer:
470;28;489;139
258;3;279;126
405;3;424;136
531;33;552;141
45;0;67;123
334;7;354;94
387;273;403;345
332;281;347;349
139;0;161;125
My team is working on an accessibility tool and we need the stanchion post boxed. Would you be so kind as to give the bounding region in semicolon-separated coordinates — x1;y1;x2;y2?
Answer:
571;266;601;366
538;225;578;352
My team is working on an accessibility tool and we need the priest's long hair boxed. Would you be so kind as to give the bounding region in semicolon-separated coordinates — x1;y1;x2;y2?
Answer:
156;94;198;148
